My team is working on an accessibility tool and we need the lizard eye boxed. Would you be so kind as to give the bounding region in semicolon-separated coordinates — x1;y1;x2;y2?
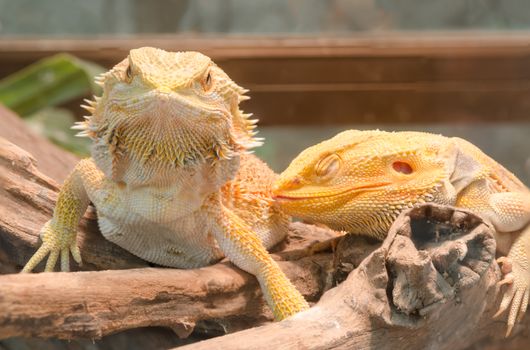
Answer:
202;71;213;91
125;65;133;82
315;153;341;178
392;161;413;174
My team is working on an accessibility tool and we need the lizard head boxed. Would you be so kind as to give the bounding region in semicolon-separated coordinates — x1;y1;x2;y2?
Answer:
75;47;260;184
273;130;460;237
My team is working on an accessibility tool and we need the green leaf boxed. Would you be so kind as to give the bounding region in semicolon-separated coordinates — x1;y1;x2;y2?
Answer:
0;53;105;117
25;107;91;157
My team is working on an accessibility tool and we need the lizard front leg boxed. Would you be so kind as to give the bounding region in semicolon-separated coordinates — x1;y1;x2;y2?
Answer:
213;202;309;320
22;159;99;272
480;191;530;336
495;227;530;336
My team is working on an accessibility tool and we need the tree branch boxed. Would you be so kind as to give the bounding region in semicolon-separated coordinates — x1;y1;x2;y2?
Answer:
178;205;530;350
0;130;339;339
1;106;529;349
0;255;330;339
0;106;340;341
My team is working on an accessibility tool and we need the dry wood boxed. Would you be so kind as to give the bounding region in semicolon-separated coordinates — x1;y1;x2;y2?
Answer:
1;106;530;349
0;107;340;339
179;205;530;350
0;137;149;273
2;33;530;60
0;252;330;339
0;105;78;183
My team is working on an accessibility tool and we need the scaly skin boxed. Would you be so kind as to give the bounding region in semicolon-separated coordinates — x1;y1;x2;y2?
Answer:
273;130;530;335
22;47;308;320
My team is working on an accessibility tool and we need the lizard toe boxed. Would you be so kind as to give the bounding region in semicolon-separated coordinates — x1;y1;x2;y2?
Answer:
61;247;70;272
44;249;59;272
70;243;82;265
497;273;514;287
495;257;530;336
497;256;513;275
21;220;81;273
21;244;50;273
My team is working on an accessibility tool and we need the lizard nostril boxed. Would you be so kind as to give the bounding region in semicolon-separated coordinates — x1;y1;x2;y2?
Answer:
272;177;302;196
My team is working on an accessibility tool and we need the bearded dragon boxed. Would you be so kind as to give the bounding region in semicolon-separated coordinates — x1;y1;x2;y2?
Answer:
21;47;309;320
273;130;530;335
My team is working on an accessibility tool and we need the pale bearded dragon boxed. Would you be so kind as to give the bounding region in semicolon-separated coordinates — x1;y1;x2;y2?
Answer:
273;130;530;335
21;47;309;320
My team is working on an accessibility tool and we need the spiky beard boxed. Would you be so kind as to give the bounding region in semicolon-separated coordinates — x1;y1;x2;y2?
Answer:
123;114;233;159
72;64;264;184
74;102;262;184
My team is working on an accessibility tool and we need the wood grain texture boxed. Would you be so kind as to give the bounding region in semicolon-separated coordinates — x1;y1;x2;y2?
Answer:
1;33;530;125
0;106;341;339
179;205;530;350
0;105;78;183
0;253;330;339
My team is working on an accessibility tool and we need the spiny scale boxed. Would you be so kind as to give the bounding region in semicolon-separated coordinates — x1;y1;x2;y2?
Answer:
22;47;309;325
274;129;530;337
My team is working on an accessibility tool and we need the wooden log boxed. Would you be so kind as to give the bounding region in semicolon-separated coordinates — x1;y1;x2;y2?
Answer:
0;105;341;339
2;106;530;349
178;205;530;350
0;104;78;183
0;254;330;339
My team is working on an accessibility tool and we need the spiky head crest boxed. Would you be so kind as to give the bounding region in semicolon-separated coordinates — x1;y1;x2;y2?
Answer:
74;47;261;185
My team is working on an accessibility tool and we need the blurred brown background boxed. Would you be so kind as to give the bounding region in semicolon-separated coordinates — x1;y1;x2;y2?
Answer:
1;2;530;349
1;0;529;179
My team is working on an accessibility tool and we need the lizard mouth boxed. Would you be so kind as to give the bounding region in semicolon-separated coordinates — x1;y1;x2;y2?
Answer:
273;181;391;202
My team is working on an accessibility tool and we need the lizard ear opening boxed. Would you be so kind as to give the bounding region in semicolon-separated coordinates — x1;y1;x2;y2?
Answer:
392;161;413;174
449;142;482;193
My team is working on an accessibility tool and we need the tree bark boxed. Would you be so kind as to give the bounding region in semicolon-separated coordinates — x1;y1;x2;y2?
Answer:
1;105;529;349
0;256;330;339
0;117;340;339
178;205;530;350
0;200;336;340
0;105;78;183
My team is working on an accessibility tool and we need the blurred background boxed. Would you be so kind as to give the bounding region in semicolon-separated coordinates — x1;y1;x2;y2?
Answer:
0;0;529;183
1;1;530;349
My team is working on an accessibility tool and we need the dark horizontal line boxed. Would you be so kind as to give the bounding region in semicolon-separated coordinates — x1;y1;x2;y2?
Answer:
2;32;530;59
245;81;530;93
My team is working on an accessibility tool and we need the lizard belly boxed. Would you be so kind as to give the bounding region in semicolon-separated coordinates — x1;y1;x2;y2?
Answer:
88;185;224;268
97;211;224;268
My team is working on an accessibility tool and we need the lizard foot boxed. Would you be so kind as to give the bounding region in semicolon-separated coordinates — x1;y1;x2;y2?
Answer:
494;256;530;337
271;288;310;321
21;220;82;273
261;264;310;321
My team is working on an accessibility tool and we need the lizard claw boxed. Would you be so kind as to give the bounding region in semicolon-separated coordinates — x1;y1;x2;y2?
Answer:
497;257;512;274
21;220;81;273
494;256;530;337
21;244;53;273
70;243;82;264
496;274;514;287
